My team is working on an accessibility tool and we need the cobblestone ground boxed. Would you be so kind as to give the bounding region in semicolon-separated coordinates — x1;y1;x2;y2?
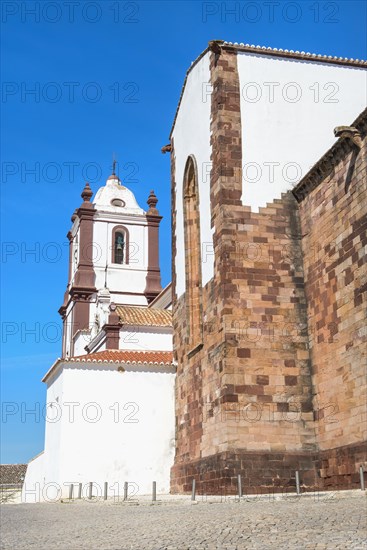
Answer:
1;492;366;549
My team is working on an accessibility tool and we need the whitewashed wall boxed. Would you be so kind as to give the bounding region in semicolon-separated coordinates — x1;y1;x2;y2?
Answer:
21;453;45;503
172;52;213;298
237;53;367;210
22;369;64;503
23;362;175;502
119;327;172;351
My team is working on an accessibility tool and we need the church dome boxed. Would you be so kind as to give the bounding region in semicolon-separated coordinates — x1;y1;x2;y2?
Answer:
93;174;145;215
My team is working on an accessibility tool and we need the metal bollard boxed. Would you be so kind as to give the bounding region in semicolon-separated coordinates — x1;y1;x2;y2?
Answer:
152;481;157;502
78;483;82;499
69;484;74;500
123;481;128;501
88;482;93;499
104;482;108;500
295;471;301;495
360;466;365;491
191;479;196;501
238;474;242;499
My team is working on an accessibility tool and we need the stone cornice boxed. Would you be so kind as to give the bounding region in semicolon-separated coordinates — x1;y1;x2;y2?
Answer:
292;107;367;202
93;212;148;225
69;287;96;300
77;203;96;219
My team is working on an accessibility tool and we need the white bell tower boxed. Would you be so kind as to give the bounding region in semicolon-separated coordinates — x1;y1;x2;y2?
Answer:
59;168;163;357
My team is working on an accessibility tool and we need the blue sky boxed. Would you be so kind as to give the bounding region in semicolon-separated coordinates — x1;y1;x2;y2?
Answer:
1;0;366;463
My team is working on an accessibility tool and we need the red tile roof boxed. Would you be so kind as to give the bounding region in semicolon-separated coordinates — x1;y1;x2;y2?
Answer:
68;350;173;365
0;464;27;485
116;306;172;327
42;350;174;383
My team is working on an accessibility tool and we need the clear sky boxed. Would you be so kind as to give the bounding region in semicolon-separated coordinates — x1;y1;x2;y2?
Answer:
1;0;366;464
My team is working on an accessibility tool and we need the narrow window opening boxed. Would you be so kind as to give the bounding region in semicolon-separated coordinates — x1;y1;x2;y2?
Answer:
183;156;203;351
114;232;125;264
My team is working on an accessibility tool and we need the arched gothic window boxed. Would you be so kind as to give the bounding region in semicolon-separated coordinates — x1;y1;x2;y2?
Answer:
183;156;203;350
112;226;129;265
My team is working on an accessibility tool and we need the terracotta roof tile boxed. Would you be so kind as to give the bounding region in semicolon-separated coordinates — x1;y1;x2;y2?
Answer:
68;350;173;365
116;306;172;327
0;464;27;485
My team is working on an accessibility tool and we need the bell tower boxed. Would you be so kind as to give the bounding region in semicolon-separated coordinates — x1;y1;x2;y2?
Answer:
59;169;162;357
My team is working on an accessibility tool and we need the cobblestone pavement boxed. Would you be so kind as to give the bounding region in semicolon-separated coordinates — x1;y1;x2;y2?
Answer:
1;492;366;549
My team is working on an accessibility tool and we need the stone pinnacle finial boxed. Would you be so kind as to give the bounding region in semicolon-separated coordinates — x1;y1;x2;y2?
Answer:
108;302;120;325
147;190;159;215
81;182;93;202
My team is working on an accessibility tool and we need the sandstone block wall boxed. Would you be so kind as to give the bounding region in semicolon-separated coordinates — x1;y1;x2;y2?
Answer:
298;123;367;488
170;45;366;494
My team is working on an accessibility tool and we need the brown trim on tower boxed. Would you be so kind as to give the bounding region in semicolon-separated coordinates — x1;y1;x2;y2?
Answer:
69;183;96;339
58;230;74;321
66;230;73;285
103;306;121;350
144;190;163;303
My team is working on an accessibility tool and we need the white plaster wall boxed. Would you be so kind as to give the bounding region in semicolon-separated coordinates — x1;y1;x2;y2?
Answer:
58;364;176;497
64;301;74;358
22;370;64;503
119;327;172;351
23;361;175;501
109;292;147;306
43;371;64;486
22;452;45;503
237;53;367;210
172;52;213;298
73;330;92;356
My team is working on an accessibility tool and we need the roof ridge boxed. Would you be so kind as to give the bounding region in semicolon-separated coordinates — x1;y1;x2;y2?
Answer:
221;41;367;65
69;350;173;360
42;351;174;381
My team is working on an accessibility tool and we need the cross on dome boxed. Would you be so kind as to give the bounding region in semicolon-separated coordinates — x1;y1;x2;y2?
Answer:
107;155;121;184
